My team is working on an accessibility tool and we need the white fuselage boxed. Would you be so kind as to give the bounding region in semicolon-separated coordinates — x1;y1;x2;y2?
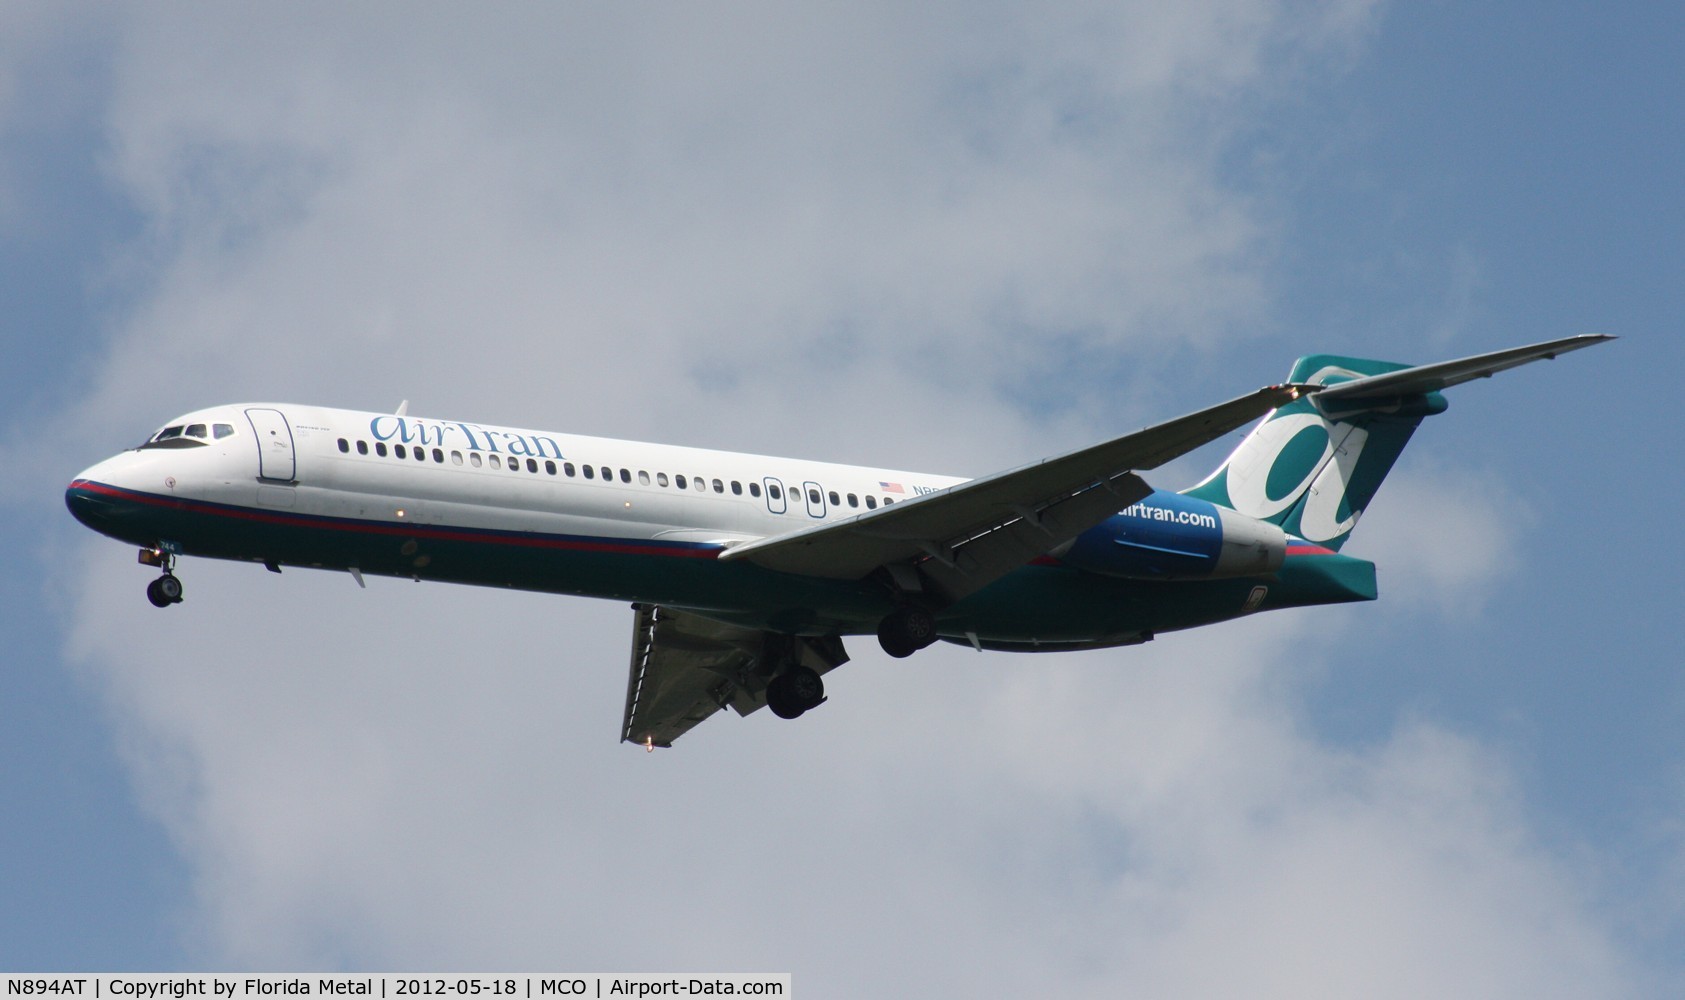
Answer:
82;403;961;550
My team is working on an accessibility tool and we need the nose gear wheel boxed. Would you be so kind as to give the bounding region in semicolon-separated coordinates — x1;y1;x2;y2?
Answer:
147;573;183;607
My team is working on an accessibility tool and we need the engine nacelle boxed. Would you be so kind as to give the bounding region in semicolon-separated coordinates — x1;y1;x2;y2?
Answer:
1051;492;1286;580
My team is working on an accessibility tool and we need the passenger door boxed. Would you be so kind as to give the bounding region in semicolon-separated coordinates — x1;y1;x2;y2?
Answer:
245;407;297;482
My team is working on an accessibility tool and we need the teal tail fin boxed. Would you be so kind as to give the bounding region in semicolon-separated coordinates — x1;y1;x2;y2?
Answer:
1184;335;1612;551
1183;353;1445;551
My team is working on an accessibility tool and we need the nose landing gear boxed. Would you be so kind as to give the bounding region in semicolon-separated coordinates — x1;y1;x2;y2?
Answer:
146;574;184;607
139;547;184;608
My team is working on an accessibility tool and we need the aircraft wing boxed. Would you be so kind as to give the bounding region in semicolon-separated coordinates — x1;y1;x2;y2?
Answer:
1316;334;1614;406
718;383;1309;600
621;604;848;748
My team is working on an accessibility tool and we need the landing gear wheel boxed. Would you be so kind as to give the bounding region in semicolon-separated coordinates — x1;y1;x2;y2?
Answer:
877;623;916;659
877;606;936;658
147;574;183;608
766;681;802;719
766;665;825;719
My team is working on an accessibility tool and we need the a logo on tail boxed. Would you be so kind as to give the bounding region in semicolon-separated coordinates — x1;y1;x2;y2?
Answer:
1204;367;1371;545
1185;358;1434;550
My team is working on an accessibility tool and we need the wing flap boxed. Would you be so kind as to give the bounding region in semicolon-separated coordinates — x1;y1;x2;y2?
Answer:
621;604;849;748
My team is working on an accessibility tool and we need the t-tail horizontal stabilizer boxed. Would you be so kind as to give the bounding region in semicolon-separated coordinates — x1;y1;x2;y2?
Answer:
1186;334;1614;550
1312;334;1614;410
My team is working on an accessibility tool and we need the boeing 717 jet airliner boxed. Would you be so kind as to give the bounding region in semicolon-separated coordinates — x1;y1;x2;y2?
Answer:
66;335;1611;747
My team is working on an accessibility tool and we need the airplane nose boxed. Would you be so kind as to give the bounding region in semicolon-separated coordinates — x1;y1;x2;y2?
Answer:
65;477;118;534
65;454;143;539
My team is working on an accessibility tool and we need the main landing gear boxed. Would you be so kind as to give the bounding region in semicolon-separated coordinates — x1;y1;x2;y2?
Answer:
877;605;938;659
766;665;825;720
139;547;184;608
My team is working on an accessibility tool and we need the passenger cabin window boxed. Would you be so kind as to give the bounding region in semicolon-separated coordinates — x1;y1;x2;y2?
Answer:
866;496;877;509
657;473;669;487
639;471;651;485
564;462;576;477
375;442;388;457
768;484;782;501
675;474;687;490
847;494;858;507
452;451;463;465
337;438;349;453
829;491;840;506
619;469;631;483
434;448;445;463
395;444;408;459
490;455;502;469
713;479;724;493
748;482;760;498
470;452;482;468
358;441;369;455
545;460;556;475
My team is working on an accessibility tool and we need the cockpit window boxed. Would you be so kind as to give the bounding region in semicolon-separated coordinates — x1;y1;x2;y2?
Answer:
139;419;233;451
139;424;208;451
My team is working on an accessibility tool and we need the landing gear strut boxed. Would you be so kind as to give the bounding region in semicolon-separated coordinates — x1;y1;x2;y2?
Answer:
140;547;183;608
766;665;825;719
877;606;938;658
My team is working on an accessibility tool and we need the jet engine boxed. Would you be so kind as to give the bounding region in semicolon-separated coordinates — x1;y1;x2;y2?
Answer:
1051;494;1286;581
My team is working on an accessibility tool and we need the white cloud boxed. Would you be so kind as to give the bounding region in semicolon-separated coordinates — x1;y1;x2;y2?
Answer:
39;3;1652;995
66;553;1637;993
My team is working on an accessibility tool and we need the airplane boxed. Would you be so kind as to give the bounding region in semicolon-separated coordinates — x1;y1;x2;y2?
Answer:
65;334;1612;748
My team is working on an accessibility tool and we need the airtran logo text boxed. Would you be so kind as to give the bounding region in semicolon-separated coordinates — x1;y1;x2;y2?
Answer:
369;416;564;459
1122;502;1217;530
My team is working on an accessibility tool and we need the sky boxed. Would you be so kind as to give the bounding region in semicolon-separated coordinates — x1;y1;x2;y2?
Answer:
1;2;1681;995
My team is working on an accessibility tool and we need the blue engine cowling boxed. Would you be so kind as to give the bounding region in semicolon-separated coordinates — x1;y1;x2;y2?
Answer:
1051;491;1285;580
